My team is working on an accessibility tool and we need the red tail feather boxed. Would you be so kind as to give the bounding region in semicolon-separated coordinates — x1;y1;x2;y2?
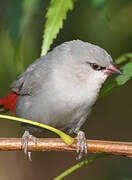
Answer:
0;92;19;113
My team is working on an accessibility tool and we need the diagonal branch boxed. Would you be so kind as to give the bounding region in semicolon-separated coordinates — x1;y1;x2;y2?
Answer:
0;138;132;157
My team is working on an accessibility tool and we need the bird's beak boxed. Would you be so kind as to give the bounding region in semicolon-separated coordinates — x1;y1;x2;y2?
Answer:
104;65;122;75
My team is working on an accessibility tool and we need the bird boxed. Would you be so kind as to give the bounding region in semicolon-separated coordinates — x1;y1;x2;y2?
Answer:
0;40;122;159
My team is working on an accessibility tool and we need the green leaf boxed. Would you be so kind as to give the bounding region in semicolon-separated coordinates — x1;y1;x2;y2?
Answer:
41;0;77;56
116;60;132;85
99;60;132;98
115;53;132;64
99;80;117;99
54;154;109;180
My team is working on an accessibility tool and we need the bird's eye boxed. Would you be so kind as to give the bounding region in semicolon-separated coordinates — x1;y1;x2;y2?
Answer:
89;63;106;71
91;63;100;70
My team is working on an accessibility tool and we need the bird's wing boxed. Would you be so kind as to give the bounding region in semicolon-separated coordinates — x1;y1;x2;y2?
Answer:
11;57;48;95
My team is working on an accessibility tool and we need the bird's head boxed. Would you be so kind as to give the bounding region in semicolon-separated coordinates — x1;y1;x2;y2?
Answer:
52;40;122;93
58;40;122;82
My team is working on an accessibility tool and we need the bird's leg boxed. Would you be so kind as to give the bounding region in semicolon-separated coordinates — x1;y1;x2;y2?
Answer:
74;130;87;159
21;130;37;161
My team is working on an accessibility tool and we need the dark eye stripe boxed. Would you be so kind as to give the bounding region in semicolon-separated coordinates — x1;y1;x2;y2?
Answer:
100;66;106;70
86;62;106;71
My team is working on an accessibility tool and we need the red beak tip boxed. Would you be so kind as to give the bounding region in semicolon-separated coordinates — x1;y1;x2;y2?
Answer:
104;65;122;75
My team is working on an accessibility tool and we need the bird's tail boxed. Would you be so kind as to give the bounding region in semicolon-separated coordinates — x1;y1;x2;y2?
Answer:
0;92;18;113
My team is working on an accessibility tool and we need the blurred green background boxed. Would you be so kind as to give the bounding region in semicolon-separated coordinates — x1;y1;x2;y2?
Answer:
0;0;132;179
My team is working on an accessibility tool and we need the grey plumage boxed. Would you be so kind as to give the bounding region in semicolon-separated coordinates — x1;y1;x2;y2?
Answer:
11;40;114;134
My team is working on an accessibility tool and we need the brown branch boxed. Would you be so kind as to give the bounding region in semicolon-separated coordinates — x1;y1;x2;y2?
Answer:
0;138;132;157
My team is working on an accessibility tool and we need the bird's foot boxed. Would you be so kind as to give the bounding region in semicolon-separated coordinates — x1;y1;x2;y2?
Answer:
21;130;37;161
75;130;87;160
